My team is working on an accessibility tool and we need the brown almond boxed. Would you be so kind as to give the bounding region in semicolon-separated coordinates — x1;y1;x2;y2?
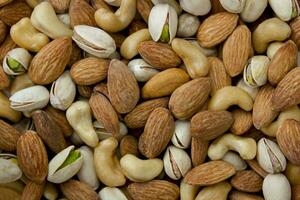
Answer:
93;82;109;98
0;1;32;26
0;186;21;199
17;131;48;184
77;85;93;98
184;160;236;186
129;19;148;34
124;97;169;129
110;33;126;48
69;0;96;28
120;135;139;157
169;78;211;120
197;12;239;48
191;110;233;140
0;20;7;44
90;0;112;10
230;170;263;193
0;64;9;89
29;37;72;85
223;25;252;77
245;160;268;178
70;57;109;85
138;107;175;158
60;179;98;200
191;137;209;167
230;109;252;135
211;0;226;13
69;42;83;67
292;185;300;200
0;35;17;62
21;181;45;200
137;0;153;22
138;41;181;70
290;16;300;48
48;0;70;13
128;180;179;200
0;119;20;151
229;191;264;200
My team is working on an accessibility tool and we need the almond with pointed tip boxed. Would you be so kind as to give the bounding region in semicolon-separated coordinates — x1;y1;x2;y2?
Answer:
230;170;263;193
69;0;96;28
21;181;45;200
0;119;20;151
60;179;98;200
191;137;209;167
48;0;70;13
230;109;252;135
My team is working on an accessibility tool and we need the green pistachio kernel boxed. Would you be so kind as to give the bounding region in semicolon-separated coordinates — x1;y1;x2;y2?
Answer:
160;24;170;43
58;150;81;170
7;57;25;73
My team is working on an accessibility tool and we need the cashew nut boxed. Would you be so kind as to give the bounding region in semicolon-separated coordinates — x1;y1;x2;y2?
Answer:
120;154;163;182
208;133;257;160
0;92;21;123
94;137;126;187
95;0;136;32
195;181;232;200
10;18;49;52
180;180;200;200
120;29;151;59
253;17;291;53
171;38;210;79
261;105;300;137
208;86;253;111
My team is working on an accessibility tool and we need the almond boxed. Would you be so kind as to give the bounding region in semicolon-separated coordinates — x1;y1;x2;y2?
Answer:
129;19;148;34
197;12;239;48
28;37;72;85
60;179;99;200
223;25;252;77
77;85;93;98
138;41;181;70
277;119;300;165
290;16;300;48
184;160;236;186
128;180;179;200
268;40;298;85
272;67;300;111
0;64;9;89
0;35;17;62
70;57;109;85
292;185;300;200
124;97;169;129
107;59;140;114
137;0;153;22
169;78;211;120
120;135;139;157
211;0;226;13
142;68;190;99
0;20;7;44
93;82;109;98
17;131;48;184
90;0;112;11
230;109;252;135
0;186;21;199
0;119;20;151
229;191;264;200
32;110;68;153
48;0;70;13
191;137;209;167
110;33;126;48
21;181;45;200
69;42;83;67
138;107;175;158
191;110;233;140
69;0;96;28
245;160;268;178
230;170;263;193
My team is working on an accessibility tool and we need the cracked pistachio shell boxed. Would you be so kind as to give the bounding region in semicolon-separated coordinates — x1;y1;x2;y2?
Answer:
93;121;128;140
0;154;22;184
257;138;286;174
148;4;178;43
3;48;32;76
220;0;246;13
72;25;116;58
50;71;76;111
163;146;191;180
47;145;83;184
9;85;50;112
128;59;159;82
222;151;247;171
98;187;128;200
171;120;191;149
269;0;300;21
151;0;182;14
243;56;270;88
237;78;259;100
179;0;211;16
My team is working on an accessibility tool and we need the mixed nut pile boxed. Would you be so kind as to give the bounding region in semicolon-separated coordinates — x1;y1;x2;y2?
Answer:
1;0;300;199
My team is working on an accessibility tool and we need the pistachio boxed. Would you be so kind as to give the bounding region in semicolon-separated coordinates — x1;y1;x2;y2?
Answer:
171;120;191;149
72;25;116;58
128;59;159;82
222;151;247;171
50;71;76;111
57;14;71;28
237;78;259;100
163;145;192;180
3;48;32;76
269;0;300;21
0;154;22;184
177;13;200;38
241;0;268;22
148;4;178;43
13;118;35;133
257;138;286;174
47;145;83;184
263;174;291;200
9;85;50;112
98;187;128;200
93;121;128;141
179;0;211;16
220;0;246;13
151;0;183;15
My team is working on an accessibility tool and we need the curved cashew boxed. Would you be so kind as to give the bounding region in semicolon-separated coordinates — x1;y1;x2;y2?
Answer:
120;154;163;182
0;92;21;122
120;29;151;59
95;0;136;32
171;38;210;79
180;180;200;200
208;133;257;160
208;86;253;111
31;2;73;39
10;18;49;52
253;18;291;53
195;182;232;200
94;137;126;187
261;106;300;137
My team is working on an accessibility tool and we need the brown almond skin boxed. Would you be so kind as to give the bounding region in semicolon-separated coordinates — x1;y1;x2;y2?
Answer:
169;78;211;120
21;181;45;200
137;0;153;22
129;19;148;34
120;135;139;157
191;137;209;167
0;119;20;151
29;37;72;85
0;186;21;199
246;160;268;178
211;0;226;13
93;82;109;98
0;1;32;26
69;0;96;28
268;40;298;85
229;191;264;200
124;97;169;129
230;109;252;135
70;57;109;85
191;110;233;141
60;179;98;200
17;131;48;184
77;85;93;98
0;35;17;62
253;85;278;129
197;12;239;48
223;25;252;77
91;0;112;10
290;16;300;48
184;160;236;186
138;41;181;70
138;107;175;158
128;180;179;200
48;0;70;13
292;185;300;200
277;119;300;165
0;20;7;44
69;42;83;67
230;170;263;193
0;64;9;89
32;110;68;153
272;67;300;111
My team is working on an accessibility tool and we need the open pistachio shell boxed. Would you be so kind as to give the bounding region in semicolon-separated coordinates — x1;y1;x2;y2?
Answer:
72;25;116;58
128;59;159;82
93;121;128;140
0;154;22;184
3;48;32;76
47;145;83;184
171;120;191;149
9;85;50;112
269;0;300;21
151;0;183;14
179;0;211;16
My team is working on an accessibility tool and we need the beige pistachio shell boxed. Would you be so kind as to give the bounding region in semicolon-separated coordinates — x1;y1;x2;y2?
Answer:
104;0;121;6
0;154;22;184
222;151;247;171
179;0;211;16
98;187;128;200
128;59;159;82
237;78;259;100
263;174;291;200
269;0;299;21
3;48;32;76
171;120;191;149
241;0;268;22
220;0;246;13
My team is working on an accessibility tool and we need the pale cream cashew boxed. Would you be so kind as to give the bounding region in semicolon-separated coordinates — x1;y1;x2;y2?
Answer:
195;181;232;200
180;180;200;200
0;92;21;123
